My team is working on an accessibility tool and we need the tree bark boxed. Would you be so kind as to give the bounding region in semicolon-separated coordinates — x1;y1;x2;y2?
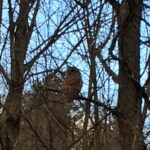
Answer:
0;1;32;149
117;0;145;149
0;85;23;150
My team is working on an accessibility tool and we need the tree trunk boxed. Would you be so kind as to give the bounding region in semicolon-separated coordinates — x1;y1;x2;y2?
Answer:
117;0;145;149
0;85;23;150
0;1;30;149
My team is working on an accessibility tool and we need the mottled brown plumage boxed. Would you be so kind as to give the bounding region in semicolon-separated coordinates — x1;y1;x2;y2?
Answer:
63;67;82;102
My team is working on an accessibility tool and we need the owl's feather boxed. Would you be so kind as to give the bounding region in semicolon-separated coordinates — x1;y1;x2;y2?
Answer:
63;67;82;102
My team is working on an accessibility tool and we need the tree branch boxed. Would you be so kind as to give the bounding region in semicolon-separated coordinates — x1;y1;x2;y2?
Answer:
24;4;78;75
0;0;3;26
127;74;150;110
0;64;10;85
96;52;119;83
105;0;120;11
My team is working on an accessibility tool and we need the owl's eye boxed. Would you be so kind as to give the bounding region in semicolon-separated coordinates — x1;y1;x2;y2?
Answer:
70;69;75;72
68;67;76;73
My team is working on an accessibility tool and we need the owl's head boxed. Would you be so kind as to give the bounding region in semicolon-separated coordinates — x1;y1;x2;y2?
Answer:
67;67;79;74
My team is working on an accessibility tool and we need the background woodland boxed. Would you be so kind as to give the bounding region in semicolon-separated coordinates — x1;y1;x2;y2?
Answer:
0;0;150;150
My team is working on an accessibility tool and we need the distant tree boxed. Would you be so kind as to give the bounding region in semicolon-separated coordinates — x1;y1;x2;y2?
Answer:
16;77;72;150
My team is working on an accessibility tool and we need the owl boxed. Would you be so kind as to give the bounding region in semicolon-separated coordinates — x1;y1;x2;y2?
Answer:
63;67;82;103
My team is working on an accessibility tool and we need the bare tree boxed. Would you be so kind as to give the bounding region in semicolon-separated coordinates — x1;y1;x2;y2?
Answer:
0;0;150;150
0;0;83;149
73;0;150;149
106;0;146;149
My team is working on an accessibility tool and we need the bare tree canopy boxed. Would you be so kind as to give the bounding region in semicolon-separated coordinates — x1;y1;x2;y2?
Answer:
0;0;150;150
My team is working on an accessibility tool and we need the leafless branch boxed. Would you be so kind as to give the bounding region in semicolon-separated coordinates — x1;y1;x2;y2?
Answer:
105;0;120;11
96;52;119;83
74;0;91;9
0;64;10;85
0;0;3;25
66;112;111;150
23;115;50;150
27;0;40;45
24;5;78;75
